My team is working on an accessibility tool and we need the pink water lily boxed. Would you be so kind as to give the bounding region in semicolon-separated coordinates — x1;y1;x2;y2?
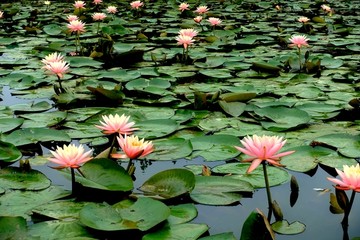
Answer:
194;16;202;23
208;17;222;26
48;144;93;169
44;61;69;79
195;5;209;14
179;2;190;12
92;12;106;21
67;14;78;22
73;0;85;9
176;34;194;49
95;114;138;135
179;28;198;38
93;0;102;5
235;135;295;173
130;1;143;9
113;134;154;159
107;6;117;14
41;52;65;65
298;16;310;23
289;34;309;48
328;164;360;192
67;20;86;33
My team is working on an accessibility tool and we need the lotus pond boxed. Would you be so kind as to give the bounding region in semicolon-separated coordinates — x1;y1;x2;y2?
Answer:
0;0;360;239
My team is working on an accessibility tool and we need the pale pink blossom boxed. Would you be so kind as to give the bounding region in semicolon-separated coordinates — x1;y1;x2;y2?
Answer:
44;61;70;79
235;135;295;173
67;14;78;22
44;1;51;5
0;11;4;19
130;1;144;9
67;20;86;33
93;0;102;5
195;5;209;14
41;52;65;65
48;144;93;169
179;2;190;12
92;12;107;21
95;114;138;135
179;28;198;38
298;16;310;23
106;6;117;14
73;1;86;9
176;34;194;49
289;35;309;48
112;135;154;159
328;164;360;192
208;17;222;26
321;4;332;13
194;16;202;23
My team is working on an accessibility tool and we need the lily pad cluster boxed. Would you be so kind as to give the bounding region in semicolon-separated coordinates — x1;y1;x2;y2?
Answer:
0;0;359;239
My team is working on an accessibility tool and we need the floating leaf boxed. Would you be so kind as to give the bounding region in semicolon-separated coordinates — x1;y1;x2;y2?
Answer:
190;175;253;205
0;216;27;240
148;138;192;161
0;141;22;165
139;168;195;199
219;100;246;117
271;220;306;235
136;119;179;139
240;210;274;240
80;198;170;231
32;200;89;220
143;223;208;240
314;133;360;158
0;118;24;133
167;204;198;225
0;167;51;190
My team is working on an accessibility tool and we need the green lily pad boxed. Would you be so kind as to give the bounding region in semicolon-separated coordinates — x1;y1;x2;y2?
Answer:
43;24;63;36
213;163;290;188
136;119;179;139
0;216;27;240
32;200;89;220
199;69;233;79
143;223;209;240
167;203;198;225
190;175;253;205
61;158;133;191
189;135;240;161
139;168;195;199
240;210;274;240
254;106;310;131
19;111;67;128
148;138;192;161
0;167;51;190
79;198;170;231
2;128;71;146
69;57;103;68
271;220;306;235
314;133;360;158
0;186;70;219
0;118;24;133
194;56;225;68
28;220;94;239
219;100;246;117
0;141;22;164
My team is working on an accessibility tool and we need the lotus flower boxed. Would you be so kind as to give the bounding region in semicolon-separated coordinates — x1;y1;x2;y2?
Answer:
44;61;69;79
194;16;202;23
179;28;198;38
130;1;144;9
289;35;309;48
298;16;310;23
93;0;102;5
195;5;209;14
73;0;85;9
48;144;93;169
179;2;190;12
41;52;65;65
67;14;78;22
92;12;106;21
95;114;138;135
208;17;222;26
328;164;360;192
176;34;194;49
107;6;117;14
67;20;86;33
235;135;295;173
113;134;154;159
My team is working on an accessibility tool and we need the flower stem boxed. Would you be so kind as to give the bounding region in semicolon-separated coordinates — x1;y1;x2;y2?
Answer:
263;162;273;221
298;47;302;71
341;190;356;240
108;134;117;158
71;167;76;194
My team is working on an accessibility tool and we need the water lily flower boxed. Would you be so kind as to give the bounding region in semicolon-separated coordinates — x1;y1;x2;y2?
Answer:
130;1;144;9
48;144;93;169
113;134;154;159
321;4;332;13
179;28;198;38
67;14;78;22
92;12;106;21
67;20;86;33
95;114;138;135
194;16;202;23
93;0;102;5
44;1;51;5
44;61;70;79
179;2;190;12
328;164;360;192
73;0;86;9
176;34;194;49
195;5;209;14
235;135;295;173
208;17;222;26
298;16;310;23
106;6;117;14
0;11;3;19
41;52;65;65
289;34;309;48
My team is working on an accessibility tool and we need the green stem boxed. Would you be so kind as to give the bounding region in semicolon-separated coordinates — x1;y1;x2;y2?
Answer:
108;134;117;158
342;190;356;229
263;162;273;221
298;47;302;71
71;168;76;195
97;22;100;34
126;158;134;173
